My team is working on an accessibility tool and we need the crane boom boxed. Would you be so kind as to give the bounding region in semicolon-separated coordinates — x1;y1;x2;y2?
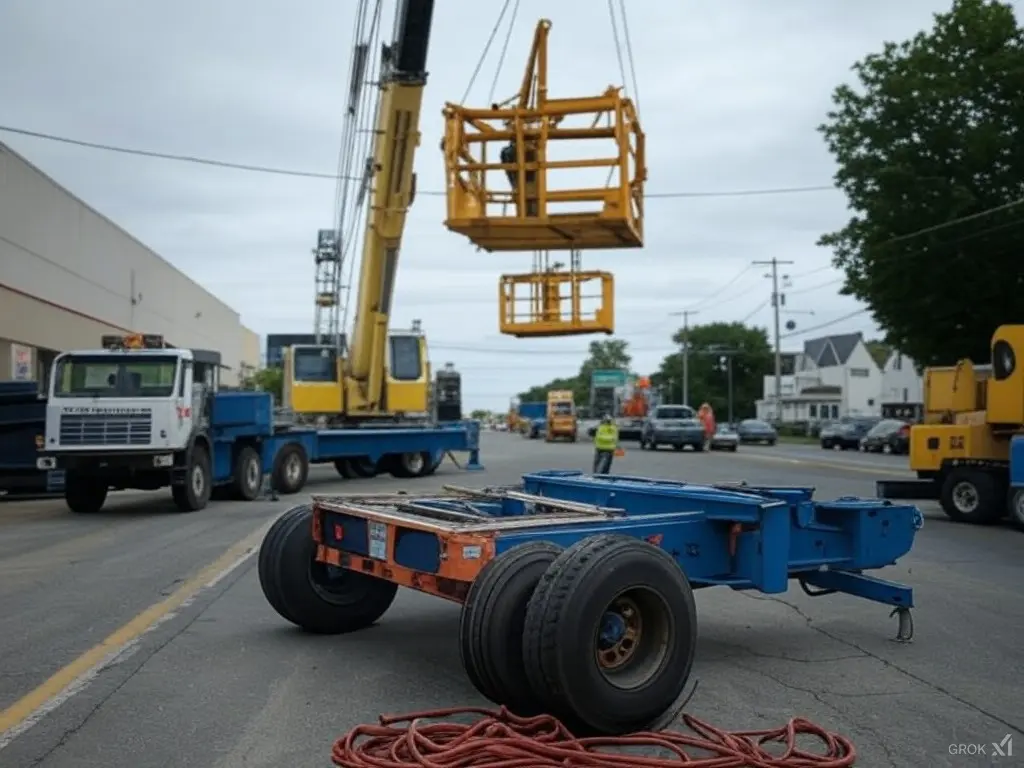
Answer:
347;0;435;413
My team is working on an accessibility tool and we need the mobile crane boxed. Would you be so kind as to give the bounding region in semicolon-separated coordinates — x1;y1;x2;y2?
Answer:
877;324;1024;527
282;0;460;428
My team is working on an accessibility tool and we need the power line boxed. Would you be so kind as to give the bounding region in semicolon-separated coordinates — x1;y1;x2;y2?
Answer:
0;124;839;199
779;308;869;339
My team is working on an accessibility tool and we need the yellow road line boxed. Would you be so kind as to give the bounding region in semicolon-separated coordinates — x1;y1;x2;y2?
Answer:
0;516;276;746
726;450;911;478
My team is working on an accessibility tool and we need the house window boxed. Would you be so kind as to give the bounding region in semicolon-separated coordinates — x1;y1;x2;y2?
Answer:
894;354;902;371
830;404;839;418
849;368;870;377
809;404;818;418
903;387;908;402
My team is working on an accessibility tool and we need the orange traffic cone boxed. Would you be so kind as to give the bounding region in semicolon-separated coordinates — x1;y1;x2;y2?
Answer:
614;447;626;457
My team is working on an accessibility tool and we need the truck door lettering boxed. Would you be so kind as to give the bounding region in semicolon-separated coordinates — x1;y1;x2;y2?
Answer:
949;435;965;450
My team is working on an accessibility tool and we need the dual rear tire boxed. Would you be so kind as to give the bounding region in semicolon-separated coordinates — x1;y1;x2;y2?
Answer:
460;535;697;735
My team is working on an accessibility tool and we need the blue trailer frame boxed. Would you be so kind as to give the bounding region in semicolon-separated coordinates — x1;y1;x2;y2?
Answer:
207;391;484;496
259;469;922;735
306;469;919;632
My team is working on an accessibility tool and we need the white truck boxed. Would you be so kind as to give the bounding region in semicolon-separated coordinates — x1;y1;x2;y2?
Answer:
36;333;254;514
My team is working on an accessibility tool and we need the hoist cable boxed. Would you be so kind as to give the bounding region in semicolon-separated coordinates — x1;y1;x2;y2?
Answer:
487;0;521;105
617;0;641;117
340;19;386;335
460;0;514;104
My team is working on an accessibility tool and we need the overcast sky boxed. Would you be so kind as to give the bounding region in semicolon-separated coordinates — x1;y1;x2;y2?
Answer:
0;0;977;410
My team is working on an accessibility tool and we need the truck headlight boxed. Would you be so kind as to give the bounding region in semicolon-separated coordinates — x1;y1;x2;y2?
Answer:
153;454;174;468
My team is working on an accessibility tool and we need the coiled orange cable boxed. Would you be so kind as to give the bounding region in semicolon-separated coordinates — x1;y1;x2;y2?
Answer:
330;706;856;768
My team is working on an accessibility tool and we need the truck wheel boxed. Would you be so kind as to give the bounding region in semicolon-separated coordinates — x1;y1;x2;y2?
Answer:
273;443;309;494
65;474;108;514
173;445;212;512
1008;488;1024;530
348;457;379;479
460;542;562;715
521;534;697;735
388;451;432;479
257;504;398;634
233;445;262;501
333;459;357;479
939;468;1003;524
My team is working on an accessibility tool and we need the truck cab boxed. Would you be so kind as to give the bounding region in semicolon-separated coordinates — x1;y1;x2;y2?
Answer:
545;390;577;442
36;334;226;514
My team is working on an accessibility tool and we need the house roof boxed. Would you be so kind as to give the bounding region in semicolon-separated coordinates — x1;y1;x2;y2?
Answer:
803;332;863;368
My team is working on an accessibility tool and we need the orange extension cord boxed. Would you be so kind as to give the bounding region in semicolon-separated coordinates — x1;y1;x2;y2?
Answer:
330;706;857;768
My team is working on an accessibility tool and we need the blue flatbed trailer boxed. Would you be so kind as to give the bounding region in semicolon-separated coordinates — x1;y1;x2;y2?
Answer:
0;382;63;499
258;469;922;735
209;391;483;497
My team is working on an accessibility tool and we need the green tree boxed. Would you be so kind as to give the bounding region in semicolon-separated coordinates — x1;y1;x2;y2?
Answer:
650;322;772;420
470;409;492;421
818;0;1024;366
517;338;634;406
864;339;892;368
246;367;283;403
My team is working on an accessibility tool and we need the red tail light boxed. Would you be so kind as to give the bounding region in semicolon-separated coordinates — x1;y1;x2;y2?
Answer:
899;425;910;436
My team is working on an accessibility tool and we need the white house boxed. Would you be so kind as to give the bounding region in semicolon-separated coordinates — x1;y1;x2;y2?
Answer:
881;350;923;404
756;332;883;423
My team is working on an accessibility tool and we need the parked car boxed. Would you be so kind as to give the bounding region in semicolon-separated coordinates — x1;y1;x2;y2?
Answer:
859;419;910;455
820;418;879;450
709;424;739;452
736;419;777;446
640;405;706;451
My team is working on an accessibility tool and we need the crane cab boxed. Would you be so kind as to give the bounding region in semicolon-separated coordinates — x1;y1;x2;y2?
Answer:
283;332;430;423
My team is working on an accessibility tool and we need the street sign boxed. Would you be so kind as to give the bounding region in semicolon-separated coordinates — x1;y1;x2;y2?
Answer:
591;369;627;389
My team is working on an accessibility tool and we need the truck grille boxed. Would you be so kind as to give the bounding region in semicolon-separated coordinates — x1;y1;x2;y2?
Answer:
59;413;153;446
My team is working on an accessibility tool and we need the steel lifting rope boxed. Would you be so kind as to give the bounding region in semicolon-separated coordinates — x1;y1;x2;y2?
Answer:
330;706;857;768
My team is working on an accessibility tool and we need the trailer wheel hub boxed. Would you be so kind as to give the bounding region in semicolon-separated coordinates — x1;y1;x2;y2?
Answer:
596;593;655;676
191;465;205;496
952;481;979;513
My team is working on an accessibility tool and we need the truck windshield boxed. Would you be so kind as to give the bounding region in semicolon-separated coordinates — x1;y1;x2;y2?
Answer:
550;402;573;415
53;355;179;398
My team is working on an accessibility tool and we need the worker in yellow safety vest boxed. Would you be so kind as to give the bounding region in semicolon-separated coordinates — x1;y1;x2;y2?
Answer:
592;414;619;475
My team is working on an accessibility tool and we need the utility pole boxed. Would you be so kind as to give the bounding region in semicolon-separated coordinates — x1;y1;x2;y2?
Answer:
669;310;699;405
752;258;793;421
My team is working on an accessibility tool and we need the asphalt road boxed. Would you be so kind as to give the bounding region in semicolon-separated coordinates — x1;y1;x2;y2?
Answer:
0;434;1020;768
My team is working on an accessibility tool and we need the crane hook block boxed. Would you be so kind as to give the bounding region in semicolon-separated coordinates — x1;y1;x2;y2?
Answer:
441;19;646;253
498;270;614;338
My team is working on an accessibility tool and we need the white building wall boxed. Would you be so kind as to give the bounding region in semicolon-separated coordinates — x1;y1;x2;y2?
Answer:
881;351;924;404
0;142;258;385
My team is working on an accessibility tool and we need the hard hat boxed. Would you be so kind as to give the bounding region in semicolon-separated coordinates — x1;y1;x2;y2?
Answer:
601;414;612;423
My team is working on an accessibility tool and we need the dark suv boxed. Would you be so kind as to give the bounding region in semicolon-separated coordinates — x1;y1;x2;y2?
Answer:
859;419;911;455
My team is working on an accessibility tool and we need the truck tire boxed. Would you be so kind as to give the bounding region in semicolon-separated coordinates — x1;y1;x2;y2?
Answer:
1009;488;1024;530
233;445;262;501
257;504;398;634
388;451;432;479
939;468;1003;524
272;443;309;495
521;534;697;736
459;542;562;715
348;457;379;479
65;473;108;514
333;459;358;479
173;445;212;512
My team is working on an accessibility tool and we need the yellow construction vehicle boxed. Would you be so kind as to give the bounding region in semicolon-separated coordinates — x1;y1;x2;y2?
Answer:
282;1;440;426
877;324;1024;525
545;390;578;442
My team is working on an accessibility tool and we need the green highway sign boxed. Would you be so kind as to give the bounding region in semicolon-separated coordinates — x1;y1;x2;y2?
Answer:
591;369;628;389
